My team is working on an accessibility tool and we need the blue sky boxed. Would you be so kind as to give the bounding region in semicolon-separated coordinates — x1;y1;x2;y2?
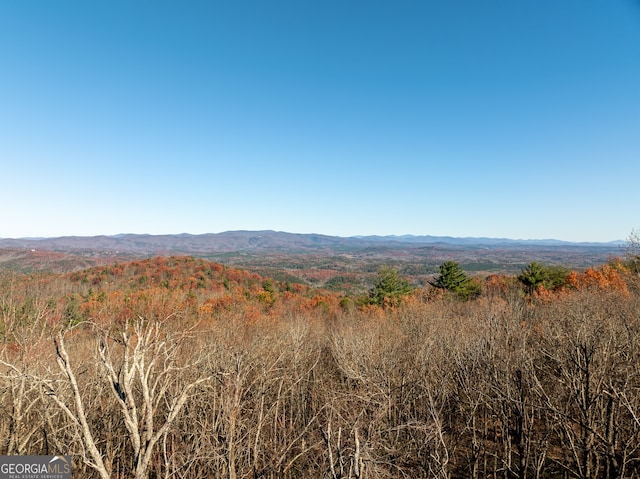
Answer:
1;1;639;242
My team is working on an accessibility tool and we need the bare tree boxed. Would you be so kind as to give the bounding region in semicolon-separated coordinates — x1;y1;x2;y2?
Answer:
41;319;211;479
625;228;640;278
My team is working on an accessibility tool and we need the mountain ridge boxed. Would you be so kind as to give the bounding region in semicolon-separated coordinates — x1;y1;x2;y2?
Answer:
352;234;623;247
0;230;623;254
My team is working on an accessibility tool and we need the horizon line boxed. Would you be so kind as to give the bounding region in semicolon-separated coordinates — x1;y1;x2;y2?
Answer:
0;230;625;245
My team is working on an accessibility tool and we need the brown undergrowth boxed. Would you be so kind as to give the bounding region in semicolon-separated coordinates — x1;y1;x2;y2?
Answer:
1;257;639;478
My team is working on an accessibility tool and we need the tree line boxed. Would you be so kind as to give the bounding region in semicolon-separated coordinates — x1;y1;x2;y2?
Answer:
0;239;639;478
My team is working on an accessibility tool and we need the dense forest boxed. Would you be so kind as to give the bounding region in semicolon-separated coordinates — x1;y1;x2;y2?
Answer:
1;250;640;478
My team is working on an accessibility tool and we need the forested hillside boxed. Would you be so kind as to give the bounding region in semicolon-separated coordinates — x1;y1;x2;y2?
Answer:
1;255;639;478
0;232;621;288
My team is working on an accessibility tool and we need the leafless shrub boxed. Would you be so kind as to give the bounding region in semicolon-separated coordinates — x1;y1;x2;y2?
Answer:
2;273;640;478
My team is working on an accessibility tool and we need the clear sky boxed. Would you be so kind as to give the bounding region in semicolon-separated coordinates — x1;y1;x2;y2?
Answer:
1;1;639;242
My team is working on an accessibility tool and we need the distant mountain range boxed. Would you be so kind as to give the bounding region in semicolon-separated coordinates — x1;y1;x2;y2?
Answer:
352;234;623;247
0;231;624;255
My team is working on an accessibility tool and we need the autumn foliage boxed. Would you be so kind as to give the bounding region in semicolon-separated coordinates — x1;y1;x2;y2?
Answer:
1;255;640;478
565;262;629;295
